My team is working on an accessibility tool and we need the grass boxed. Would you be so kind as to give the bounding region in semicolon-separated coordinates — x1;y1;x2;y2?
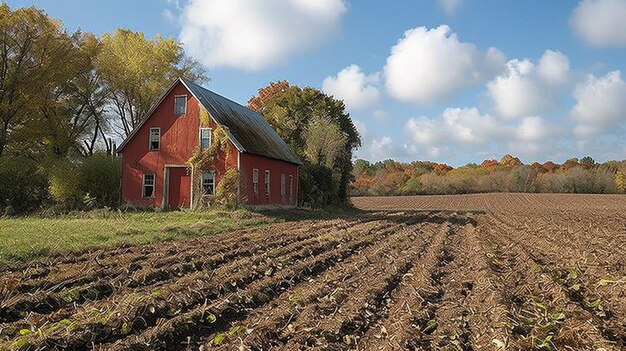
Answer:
0;209;281;267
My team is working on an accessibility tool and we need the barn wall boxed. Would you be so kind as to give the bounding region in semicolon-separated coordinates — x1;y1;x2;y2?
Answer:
120;82;237;208
239;153;299;207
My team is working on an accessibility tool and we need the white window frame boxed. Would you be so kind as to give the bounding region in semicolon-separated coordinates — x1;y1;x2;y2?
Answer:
252;168;259;195
199;127;212;150
264;170;270;195
289;175;294;198
201;172;215;196
142;173;155;198
148;127;160;151
280;173;286;196
174;95;187;115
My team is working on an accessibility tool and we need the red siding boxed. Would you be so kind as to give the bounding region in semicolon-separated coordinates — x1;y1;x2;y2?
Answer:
239;153;299;206
120;82;237;207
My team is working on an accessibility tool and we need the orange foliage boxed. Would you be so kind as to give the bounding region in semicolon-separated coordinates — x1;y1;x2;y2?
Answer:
481;159;498;168
247;80;290;112
434;163;453;175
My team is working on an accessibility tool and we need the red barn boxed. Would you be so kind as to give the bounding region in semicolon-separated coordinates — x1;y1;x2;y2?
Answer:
117;78;301;209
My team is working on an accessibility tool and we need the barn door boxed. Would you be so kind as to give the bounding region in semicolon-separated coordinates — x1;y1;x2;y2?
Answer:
168;167;191;209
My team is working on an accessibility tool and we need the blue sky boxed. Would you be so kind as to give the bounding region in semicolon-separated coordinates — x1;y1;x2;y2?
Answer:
6;0;626;166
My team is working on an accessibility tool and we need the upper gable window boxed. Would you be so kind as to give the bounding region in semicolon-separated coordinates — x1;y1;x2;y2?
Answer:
174;95;187;115
199;128;212;150
149;127;160;150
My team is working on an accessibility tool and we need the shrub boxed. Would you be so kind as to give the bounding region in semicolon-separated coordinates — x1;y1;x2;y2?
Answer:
49;159;83;208
616;171;626;193
79;153;121;208
215;169;240;208
0;157;48;214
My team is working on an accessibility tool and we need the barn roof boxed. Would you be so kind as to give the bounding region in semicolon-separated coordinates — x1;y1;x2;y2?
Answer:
117;78;302;165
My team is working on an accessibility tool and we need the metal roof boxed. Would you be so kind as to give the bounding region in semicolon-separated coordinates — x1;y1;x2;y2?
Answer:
181;79;302;165
118;78;302;166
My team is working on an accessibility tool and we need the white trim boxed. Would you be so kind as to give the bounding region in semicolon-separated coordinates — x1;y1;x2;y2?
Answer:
252;168;259;195
142;173;156;198
148;127;160;151
174;94;188;115
264;169;270;195
280;173;286;196
199;127;212;150
201;171;216;196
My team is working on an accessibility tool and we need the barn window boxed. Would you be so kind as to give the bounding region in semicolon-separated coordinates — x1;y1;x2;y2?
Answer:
142;173;155;198
289;175;294;197
252;169;259;194
149;127;160;150
199;128;211;150
174;95;187;115
201;172;215;195
264;170;270;195
280;173;286;196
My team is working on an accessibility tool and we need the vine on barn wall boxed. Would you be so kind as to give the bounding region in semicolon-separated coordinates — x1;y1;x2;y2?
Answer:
186;106;238;208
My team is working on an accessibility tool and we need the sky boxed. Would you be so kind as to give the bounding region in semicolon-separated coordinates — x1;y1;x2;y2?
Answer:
6;0;626;166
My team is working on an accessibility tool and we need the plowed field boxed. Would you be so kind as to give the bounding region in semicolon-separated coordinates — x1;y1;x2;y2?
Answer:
2;193;625;350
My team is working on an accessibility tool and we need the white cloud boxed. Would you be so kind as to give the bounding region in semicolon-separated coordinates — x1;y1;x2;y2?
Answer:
537;50;570;85
516;116;552;142
439;0;463;15
403;107;556;159
178;0;346;70
369;137;396;160
571;71;626;137
384;25;505;105
322;65;380;110
487;50;570;119
571;0;626;47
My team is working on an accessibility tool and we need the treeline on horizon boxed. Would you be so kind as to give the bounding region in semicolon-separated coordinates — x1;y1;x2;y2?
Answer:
350;154;626;196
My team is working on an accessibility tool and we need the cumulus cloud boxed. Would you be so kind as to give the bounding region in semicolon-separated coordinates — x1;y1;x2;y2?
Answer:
178;0;346;70
570;0;626;47
537;50;570;85
384;25;505;105
369;137;397;160
439;0;463;15
403;107;555;159
322;65;381;110
487;50;570;119
571;71;626;137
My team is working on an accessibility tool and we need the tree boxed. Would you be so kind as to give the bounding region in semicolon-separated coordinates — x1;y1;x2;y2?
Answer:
248;81;360;205
29;32;109;157
580;156;595;169
500;154;523;166
0;5;78;157
97;29;206;137
616;171;626;193
304;116;347;169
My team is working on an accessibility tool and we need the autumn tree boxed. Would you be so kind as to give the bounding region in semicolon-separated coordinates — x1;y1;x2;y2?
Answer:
303;116;347;169
0;5;74;156
97;29;206;137
248;81;360;205
29;32;109;157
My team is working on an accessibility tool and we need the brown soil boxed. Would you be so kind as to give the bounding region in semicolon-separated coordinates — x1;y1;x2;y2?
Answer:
1;194;625;350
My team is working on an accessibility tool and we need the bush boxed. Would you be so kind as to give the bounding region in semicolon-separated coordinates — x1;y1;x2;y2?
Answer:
79;153;121;208
215;169;240;208
49;159;83;208
299;163;338;207
0;157;48;214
